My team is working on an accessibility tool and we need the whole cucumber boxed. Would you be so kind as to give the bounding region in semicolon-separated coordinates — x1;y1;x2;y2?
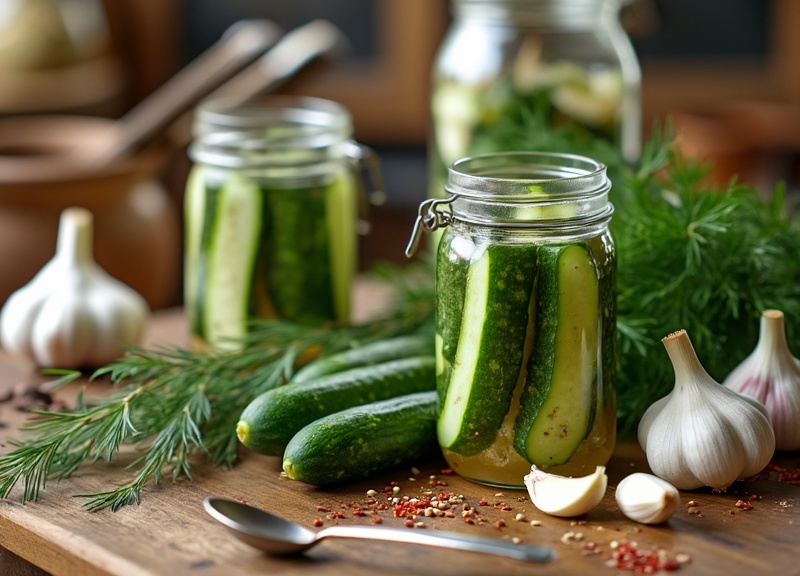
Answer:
237;356;436;455
282;391;438;485
290;333;433;384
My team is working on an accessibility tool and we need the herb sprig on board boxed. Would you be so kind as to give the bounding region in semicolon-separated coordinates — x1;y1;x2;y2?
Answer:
0;265;434;511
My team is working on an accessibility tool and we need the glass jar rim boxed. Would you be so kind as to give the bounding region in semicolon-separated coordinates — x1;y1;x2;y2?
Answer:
194;95;352;135
446;151;610;201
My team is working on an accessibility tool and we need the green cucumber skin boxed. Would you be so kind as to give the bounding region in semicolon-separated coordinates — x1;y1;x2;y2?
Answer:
186;171;357;344
238;356;436;455
290;333;434;384
261;185;335;324
437;243;537;456
434;232;470;398
513;243;600;467
282;391;438;486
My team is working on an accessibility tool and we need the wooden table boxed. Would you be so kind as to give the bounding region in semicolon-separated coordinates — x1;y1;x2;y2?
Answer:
0;305;797;576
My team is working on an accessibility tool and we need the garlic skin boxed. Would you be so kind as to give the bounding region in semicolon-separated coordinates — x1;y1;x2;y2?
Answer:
723;310;800;452
615;473;679;524
524;465;607;517
0;207;149;369
638;330;775;491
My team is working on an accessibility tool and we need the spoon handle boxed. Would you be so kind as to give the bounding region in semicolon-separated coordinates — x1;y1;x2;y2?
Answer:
213;19;346;106
317;525;555;562
88;19;281;167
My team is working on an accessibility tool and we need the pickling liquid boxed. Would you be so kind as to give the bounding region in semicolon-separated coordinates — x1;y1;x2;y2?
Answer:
436;231;616;488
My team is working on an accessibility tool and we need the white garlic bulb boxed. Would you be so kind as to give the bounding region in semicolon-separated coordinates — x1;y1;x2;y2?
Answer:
0;207;149;368
723;310;800;451
638;330;775;491
615;473;679;524
524;465;607;517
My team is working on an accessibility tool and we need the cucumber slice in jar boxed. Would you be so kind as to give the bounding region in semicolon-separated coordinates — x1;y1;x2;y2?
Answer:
514;243;599;467
324;172;357;325
183;166;208;338
203;175;263;348
437;244;537;456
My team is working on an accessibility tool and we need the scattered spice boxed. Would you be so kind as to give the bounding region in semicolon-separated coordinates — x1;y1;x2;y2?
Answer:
604;539;689;573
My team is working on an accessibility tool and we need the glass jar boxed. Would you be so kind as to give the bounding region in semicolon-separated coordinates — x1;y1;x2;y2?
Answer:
185;96;376;349
408;151;616;488
429;0;641;199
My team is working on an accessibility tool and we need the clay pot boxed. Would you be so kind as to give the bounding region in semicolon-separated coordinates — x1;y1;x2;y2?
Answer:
0;114;181;309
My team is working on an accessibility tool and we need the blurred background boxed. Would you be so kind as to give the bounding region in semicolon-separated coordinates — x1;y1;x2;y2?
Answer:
0;0;798;306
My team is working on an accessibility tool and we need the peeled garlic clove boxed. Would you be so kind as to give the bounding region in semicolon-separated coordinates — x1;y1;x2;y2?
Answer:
524;465;607;517
615;473;679;524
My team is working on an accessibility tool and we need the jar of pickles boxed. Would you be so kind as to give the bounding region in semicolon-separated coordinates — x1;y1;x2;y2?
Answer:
185;96;377;348
408;151;616;487
429;0;641;199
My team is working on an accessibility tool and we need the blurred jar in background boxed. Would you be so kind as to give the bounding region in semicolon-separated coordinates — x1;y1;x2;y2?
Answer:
0;0;123;114
429;0;641;199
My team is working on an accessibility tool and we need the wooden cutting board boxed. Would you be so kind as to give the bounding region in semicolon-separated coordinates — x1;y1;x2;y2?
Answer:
0;306;797;576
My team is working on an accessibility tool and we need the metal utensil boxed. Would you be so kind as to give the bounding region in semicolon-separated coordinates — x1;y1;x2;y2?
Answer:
76;19;281;167
203;497;556;562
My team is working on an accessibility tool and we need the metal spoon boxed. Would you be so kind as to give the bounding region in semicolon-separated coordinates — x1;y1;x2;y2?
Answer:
203;497;556;562
75;18;282;168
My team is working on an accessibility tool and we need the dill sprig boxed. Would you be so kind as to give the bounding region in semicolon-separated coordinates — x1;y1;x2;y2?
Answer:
0;265;434;511
466;110;800;436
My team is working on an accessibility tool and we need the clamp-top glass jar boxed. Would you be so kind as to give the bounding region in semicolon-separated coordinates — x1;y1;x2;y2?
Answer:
185;96;375;349
429;0;641;198
408;151;616;488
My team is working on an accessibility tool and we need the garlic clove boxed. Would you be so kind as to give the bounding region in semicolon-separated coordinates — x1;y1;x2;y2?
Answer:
615;473;679;524
723;310;800;452
523;465;607;517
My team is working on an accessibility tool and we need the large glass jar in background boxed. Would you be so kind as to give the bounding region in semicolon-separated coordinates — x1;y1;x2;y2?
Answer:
429;0;641;199
185;96;371;349
408;151;616;488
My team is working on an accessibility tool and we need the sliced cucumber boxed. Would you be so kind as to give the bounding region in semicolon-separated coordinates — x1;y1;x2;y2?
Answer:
183;166;207;337
514;244;599;467
437;244;537;456
204;175;263;347
324;171;357;325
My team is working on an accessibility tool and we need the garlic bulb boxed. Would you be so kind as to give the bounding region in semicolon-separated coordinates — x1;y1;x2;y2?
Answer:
615;473;679;524
638;330;775;491
524;465;607;517
0;207;149;368
723;310;800;451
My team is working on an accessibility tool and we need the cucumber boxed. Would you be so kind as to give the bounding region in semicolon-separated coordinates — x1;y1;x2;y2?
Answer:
324;171;358;324
194;174;263;347
237;356;436;455
514;244;599;467
282;391;438;485
183;166;207;337
263;184;335;324
437;244;537;456
434;234;471;397
290;333;434;384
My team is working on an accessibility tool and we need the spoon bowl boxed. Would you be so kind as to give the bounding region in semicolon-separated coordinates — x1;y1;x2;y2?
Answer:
203;497;556;562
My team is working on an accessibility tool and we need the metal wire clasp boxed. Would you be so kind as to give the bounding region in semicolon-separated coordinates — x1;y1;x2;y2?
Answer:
405;196;456;258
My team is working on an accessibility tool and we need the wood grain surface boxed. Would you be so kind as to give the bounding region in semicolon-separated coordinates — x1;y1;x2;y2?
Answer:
0;302;797;576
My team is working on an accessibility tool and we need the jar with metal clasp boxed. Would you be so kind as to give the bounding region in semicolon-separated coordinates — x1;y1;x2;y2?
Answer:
185;96;383;349
408;151;616;487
